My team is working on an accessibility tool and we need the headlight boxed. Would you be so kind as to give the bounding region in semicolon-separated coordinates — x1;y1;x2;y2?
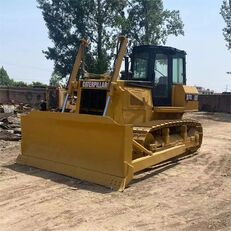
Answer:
193;95;198;101
185;94;198;101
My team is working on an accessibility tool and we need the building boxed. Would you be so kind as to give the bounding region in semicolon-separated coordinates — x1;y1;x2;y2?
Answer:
196;86;214;95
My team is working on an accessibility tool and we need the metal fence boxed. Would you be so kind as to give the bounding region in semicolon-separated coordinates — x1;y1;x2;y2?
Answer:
199;94;231;114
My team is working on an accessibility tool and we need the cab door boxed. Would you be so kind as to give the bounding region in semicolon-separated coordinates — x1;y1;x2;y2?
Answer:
153;54;172;106
152;53;186;106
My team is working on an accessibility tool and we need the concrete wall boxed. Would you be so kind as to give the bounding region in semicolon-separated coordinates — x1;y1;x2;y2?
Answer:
0;87;58;109
199;94;231;114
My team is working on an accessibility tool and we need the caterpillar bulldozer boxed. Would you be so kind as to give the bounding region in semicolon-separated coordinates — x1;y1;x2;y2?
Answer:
16;36;203;191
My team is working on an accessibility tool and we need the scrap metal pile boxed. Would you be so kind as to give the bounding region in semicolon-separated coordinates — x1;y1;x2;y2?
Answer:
0;104;31;141
0;114;21;141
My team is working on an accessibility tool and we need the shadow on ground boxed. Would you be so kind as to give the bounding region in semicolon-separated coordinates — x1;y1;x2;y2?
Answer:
131;152;199;186
5;162;113;194
5;152;199;194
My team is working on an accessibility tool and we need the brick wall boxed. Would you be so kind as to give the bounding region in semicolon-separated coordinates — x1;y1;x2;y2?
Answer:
0;87;58;109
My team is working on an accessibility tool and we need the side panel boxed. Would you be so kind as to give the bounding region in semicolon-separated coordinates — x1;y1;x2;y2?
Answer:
172;85;199;111
17;111;134;190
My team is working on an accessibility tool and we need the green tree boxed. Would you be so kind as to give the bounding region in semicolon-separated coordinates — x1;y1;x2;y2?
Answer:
0;66;14;86
126;0;184;46
0;66;47;87
221;0;231;50
49;71;62;86
13;81;28;87
30;81;47;87
37;0;126;76
38;0;184;78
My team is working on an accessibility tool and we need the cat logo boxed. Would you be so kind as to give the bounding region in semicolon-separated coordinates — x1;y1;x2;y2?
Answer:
81;81;109;89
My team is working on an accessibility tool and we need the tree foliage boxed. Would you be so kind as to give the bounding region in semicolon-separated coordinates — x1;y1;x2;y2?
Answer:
0;66;14;86
13;81;28;87
49;71;63;86
30;81;47;87
117;0;184;46
37;0;126;76
37;0;184;78
221;0;231;50
0;66;46;87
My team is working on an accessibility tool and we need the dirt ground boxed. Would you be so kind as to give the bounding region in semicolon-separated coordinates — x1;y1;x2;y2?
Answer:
0;112;231;231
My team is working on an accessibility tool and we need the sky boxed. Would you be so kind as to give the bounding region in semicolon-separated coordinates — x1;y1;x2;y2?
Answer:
0;0;230;92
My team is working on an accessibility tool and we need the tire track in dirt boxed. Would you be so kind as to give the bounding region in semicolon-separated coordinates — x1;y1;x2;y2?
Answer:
1;113;231;231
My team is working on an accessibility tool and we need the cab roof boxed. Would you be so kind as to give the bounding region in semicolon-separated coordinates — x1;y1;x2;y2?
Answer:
133;45;186;56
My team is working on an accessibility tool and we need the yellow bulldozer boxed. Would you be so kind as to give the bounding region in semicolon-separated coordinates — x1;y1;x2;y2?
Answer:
17;36;203;191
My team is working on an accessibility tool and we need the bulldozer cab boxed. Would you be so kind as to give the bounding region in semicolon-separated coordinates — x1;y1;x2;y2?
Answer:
125;45;186;106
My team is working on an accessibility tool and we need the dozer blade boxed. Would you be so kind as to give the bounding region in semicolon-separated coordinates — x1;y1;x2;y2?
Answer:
17;111;134;191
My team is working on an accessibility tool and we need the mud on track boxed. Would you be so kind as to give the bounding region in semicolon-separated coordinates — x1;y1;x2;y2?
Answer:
0;112;231;231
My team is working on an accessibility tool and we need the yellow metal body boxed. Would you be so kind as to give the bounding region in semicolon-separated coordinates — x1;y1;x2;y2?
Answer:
17;112;134;190
17;37;203;191
172;85;199;111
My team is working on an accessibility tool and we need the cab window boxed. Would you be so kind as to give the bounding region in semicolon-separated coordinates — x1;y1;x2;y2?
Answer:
133;53;149;80
173;58;184;84
154;54;169;98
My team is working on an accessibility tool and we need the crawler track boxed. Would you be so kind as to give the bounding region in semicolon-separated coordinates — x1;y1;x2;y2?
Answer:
133;119;203;155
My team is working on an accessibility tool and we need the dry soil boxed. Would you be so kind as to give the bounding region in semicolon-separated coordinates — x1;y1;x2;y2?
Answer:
0;112;231;231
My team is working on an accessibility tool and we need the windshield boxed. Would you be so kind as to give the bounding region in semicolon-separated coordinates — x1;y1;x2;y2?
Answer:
132;52;149;80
